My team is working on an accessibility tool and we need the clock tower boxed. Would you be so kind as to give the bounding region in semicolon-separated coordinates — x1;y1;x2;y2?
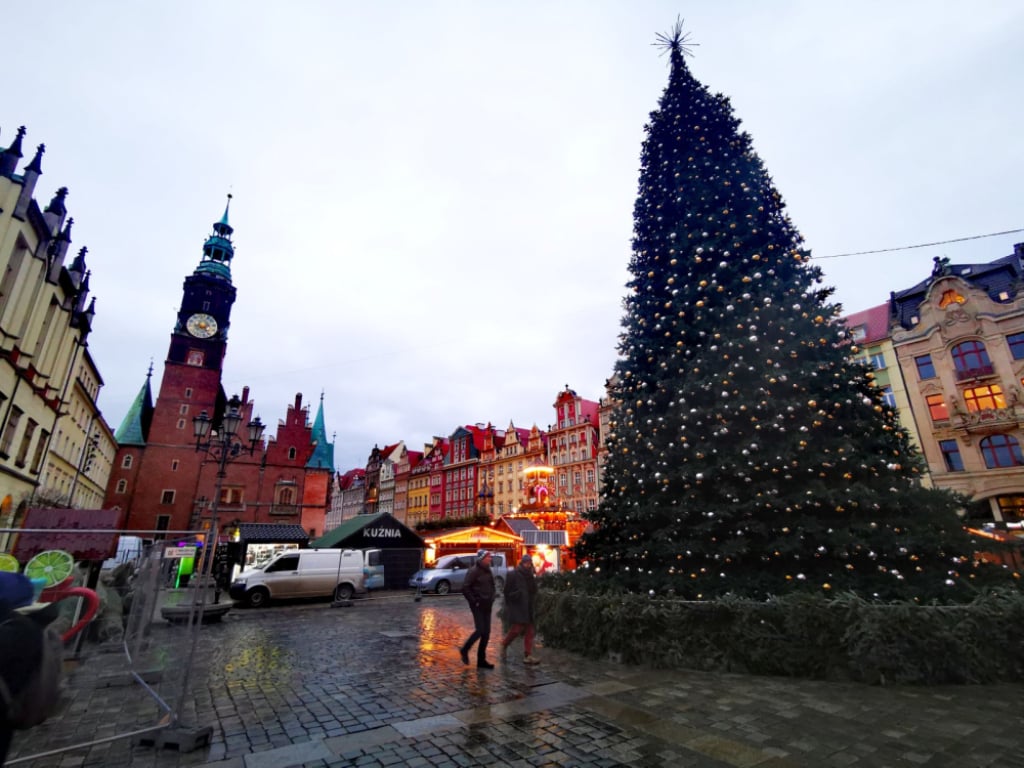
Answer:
106;197;243;534
168;194;236;372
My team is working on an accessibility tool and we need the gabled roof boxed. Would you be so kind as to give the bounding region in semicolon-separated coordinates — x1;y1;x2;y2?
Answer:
305;395;334;470
310;511;425;549
312;512;385;547
338;468;365;490
891;252;1023;330
842;303;890;345
114;373;154;446
501;518;539;536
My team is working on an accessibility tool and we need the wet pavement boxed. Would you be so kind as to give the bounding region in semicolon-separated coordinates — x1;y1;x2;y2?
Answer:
7;591;1024;767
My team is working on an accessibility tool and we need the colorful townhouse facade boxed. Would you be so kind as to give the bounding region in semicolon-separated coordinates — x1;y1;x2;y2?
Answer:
546;385;601;516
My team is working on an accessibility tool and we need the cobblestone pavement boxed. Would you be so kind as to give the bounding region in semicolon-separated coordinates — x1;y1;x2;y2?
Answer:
7;592;1024;767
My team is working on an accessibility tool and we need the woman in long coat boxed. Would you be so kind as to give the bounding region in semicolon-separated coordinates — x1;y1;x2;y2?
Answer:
499;555;539;664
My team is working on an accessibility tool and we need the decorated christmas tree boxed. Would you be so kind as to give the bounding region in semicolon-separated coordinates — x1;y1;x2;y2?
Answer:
577;23;1009;601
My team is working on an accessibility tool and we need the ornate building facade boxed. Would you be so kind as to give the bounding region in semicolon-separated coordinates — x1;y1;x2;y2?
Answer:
0;125;113;540
546;385;600;516
889;248;1024;528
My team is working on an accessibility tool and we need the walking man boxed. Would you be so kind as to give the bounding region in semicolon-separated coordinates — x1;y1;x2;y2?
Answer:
459;550;497;669
499;554;539;664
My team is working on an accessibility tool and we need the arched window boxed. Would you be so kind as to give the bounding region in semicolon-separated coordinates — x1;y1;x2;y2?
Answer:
115;479;127;494
122;454;133;469
980;434;1024;469
951;340;992;377
276;486;295;505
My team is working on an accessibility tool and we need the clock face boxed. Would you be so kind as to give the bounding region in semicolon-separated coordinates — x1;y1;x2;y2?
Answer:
186;313;218;339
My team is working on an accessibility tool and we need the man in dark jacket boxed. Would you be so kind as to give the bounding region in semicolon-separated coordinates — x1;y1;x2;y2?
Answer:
459;550;496;669
499;554;539;664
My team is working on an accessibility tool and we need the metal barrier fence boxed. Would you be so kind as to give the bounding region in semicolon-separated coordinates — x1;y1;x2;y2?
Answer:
4;526;218;764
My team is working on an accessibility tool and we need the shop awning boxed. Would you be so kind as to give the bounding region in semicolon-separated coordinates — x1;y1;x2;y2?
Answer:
238;523;309;545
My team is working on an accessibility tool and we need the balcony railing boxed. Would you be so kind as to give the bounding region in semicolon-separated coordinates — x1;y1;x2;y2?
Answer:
954;407;1021;435
955;364;995;381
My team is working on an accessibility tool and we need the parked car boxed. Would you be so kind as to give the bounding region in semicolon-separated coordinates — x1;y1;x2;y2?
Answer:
228;548;367;607
408;552;507;595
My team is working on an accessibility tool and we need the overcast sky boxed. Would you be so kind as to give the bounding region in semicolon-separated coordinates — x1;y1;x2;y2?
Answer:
3;2;1022;471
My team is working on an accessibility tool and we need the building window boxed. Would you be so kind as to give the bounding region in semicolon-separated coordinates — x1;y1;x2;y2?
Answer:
939;440;965;472
926;394;949;421
915;355;936;380
980;434;1024;469
849;324;867;342
938;289;966;308
586;469;595;484
220;486;244;505
951;340;993;378
288;447;296;460
880;387;897;408
573;471;582;486
116;479;127;494
122;454;133;469
155;515;170;539
996;495;1024;522
176;419;186;430
1008;333;1024;360
179;405;188;415
15;418;38;467
963;384;1005;412
867;352;886;370
161;490;175;504
0;406;23;457
171;460;179;471
30;430;49;474
184;388;193;398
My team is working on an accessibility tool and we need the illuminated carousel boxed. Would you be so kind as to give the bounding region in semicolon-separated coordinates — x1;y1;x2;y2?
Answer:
505;460;588;572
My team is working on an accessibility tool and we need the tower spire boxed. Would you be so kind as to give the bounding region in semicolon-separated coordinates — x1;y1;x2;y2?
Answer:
196;193;235;280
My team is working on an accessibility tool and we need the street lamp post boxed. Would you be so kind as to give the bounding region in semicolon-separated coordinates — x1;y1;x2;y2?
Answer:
192;394;264;604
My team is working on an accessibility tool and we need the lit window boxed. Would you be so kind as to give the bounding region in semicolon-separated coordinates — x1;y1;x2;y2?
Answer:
915;355;936;380
939;289;966;308
926;394;949;421
963;385;1005;412
980;434;1024;469
939;440;964;472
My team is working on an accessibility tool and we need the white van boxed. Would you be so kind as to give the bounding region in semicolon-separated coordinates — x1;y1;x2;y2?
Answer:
228;548;366;607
